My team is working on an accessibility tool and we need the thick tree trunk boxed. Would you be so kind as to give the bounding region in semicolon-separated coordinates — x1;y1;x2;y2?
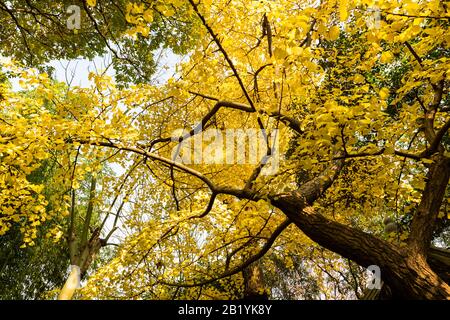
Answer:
268;154;450;299
408;155;450;256
362;247;450;299
272;195;450;299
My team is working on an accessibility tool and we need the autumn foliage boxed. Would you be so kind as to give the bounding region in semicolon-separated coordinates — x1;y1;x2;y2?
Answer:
0;0;449;299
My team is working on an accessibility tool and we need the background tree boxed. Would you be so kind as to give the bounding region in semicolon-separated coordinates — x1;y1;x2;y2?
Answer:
0;161;69;300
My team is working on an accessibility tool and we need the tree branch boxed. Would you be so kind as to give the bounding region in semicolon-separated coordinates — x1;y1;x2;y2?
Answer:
408;154;450;256
158;218;291;288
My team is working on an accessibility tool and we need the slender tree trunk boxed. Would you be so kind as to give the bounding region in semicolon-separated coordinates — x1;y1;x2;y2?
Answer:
58;238;102;300
59;177;103;300
242;262;268;300
58;265;80;300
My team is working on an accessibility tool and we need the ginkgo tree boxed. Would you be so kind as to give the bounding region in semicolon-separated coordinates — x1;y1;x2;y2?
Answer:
1;0;449;299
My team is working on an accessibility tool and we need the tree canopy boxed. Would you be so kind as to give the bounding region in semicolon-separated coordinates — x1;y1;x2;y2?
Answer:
0;0;449;300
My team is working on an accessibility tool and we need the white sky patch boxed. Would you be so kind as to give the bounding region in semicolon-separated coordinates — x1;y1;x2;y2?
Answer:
151;48;185;85
48;54;116;88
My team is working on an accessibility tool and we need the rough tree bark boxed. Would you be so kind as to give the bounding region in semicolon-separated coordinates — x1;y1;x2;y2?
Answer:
362;247;450;299
269;154;450;299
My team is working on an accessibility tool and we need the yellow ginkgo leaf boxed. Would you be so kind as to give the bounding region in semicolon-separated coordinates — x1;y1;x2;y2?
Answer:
143;9;153;22
273;47;287;60
380;51;394;63
328;26;340;41
340;0;348;22
379;87;390;99
354;74;365;84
